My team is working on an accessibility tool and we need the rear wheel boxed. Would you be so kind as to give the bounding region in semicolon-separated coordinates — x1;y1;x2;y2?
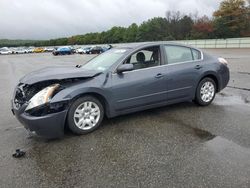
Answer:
195;77;216;106
67;96;104;134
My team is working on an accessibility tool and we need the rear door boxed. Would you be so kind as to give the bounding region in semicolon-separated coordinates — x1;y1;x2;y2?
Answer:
164;45;203;101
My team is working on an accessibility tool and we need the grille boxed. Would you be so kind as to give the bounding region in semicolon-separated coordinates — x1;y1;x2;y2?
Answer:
13;84;27;109
13;82;54;110
13;83;39;110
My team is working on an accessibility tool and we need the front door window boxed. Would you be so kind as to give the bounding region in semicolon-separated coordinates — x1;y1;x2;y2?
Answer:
124;46;161;70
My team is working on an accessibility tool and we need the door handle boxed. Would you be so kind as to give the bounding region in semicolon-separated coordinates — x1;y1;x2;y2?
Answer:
155;73;163;78
195;65;203;70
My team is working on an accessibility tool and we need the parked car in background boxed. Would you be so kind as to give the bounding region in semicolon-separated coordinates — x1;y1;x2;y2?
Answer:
27;47;34;53
76;47;91;54
102;44;113;52
44;47;54;52
52;46;73;55
13;48;26;54
23;47;34;53
11;42;229;138
33;47;44;53
82;47;92;54
0;47;12;55
76;47;84;54
86;46;103;54
70;47;76;54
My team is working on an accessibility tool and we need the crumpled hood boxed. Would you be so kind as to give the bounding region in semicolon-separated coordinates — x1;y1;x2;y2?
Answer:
20;66;102;85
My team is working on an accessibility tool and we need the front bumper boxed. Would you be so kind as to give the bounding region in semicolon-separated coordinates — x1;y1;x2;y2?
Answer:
12;103;67;139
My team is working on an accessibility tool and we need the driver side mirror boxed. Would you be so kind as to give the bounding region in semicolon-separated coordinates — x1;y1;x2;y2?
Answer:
117;64;134;74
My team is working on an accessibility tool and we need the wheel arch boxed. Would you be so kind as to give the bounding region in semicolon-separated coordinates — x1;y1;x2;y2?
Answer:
198;73;220;92
68;92;112;118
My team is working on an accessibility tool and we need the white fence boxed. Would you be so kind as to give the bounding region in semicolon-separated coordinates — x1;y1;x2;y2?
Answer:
21;37;249;49
176;37;250;48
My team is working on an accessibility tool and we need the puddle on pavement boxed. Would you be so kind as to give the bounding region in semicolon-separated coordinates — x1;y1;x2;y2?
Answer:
218;92;231;97
244;97;250;103
192;128;216;141
238;71;250;75
217;92;250;105
192;127;250;164
205;136;250;164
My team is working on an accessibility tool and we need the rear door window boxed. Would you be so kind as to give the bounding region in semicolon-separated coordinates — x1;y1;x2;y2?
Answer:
164;45;195;64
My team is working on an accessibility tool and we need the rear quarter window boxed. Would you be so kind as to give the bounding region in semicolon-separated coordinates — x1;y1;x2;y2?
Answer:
192;49;202;60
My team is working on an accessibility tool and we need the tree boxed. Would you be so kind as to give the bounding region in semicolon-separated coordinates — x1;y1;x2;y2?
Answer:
192;16;214;39
177;15;193;39
213;0;250;37
165;11;193;40
124;23;138;42
68;36;77;45
166;11;181;39
136;17;170;41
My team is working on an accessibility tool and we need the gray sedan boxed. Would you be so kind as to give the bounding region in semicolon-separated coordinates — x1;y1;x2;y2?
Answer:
11;42;230;138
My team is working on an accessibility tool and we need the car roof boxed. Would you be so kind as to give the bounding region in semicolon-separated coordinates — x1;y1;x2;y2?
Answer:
114;41;196;50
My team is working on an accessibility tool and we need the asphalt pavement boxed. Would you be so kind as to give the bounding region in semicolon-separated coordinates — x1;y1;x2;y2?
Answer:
0;49;250;188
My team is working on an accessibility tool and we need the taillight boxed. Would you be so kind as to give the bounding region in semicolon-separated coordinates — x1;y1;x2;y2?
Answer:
218;57;228;66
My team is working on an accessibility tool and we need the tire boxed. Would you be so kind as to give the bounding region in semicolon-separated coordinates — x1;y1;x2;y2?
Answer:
67;96;104;135
195;77;216;106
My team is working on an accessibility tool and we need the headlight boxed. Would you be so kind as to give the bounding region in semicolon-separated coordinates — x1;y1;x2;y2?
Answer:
25;84;59;111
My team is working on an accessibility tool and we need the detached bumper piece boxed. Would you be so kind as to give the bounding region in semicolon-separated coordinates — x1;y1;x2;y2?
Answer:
12;149;26;158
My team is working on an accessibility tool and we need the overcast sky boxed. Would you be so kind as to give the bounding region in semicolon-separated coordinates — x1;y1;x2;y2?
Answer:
0;0;221;40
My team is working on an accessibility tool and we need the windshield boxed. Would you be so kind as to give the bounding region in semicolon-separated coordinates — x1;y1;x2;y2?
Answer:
81;48;127;71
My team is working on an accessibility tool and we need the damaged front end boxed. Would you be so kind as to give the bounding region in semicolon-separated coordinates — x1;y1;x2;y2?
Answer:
11;66;103;138
11;80;74;138
13;81;67;115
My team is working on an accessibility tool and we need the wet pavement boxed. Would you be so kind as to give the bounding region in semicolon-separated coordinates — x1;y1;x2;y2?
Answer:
0;49;250;187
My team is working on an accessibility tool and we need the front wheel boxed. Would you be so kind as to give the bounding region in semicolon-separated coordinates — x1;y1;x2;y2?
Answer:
67;96;104;135
195;77;216;106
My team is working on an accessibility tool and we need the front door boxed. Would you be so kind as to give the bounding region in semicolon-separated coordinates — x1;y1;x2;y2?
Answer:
111;46;168;112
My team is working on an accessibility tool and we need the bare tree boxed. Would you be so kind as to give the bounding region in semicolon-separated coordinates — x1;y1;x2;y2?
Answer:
166;11;182;22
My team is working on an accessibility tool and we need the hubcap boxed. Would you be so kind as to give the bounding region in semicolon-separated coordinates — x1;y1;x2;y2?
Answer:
200;81;215;103
73;101;100;130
